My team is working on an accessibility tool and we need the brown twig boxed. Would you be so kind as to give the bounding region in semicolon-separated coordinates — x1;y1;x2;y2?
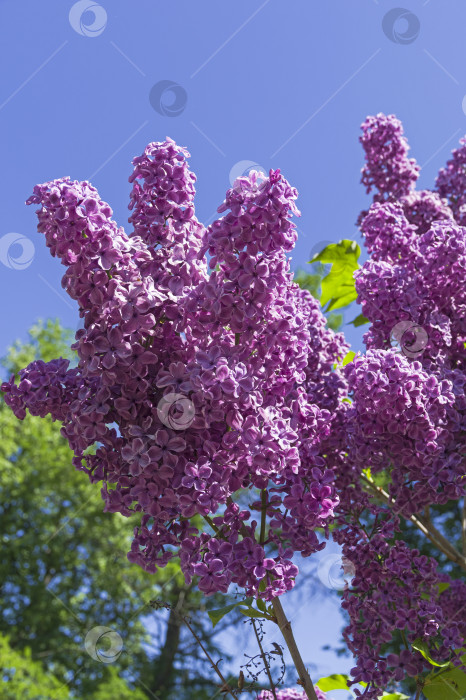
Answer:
182;615;239;699
361;474;466;571
251;619;278;700
220;496;319;697
271;597;319;700
151;600;238;699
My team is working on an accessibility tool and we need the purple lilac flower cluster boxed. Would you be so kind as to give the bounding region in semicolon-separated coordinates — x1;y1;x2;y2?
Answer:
343;350;463;514
357;217;466;367
2;140;343;602
360;113;420;202
333;515;465;697
328;114;466;698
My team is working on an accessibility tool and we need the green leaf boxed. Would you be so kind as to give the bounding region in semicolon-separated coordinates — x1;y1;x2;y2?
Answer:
349;313;370;327
423;664;466;700
238;606;271;620
380;694;410;700
326;312;344;331
309;240;361;312
423;581;452;600
309;239;361;265
362;467;372;480
412;640;451;668
208;598;254;627
294;269;323;301
256;597;267;613
342;351;356;366
316;674;351;691
321;265;358;310
0;633;72;699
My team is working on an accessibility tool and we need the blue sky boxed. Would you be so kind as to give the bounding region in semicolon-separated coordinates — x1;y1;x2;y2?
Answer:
1;0;466;696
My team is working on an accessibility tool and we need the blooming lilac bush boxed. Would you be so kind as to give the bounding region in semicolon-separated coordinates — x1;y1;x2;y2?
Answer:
328;113;466;699
2;140;342;608
2;115;466;700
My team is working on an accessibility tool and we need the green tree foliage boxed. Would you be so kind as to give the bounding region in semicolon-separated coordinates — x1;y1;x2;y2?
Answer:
0;633;70;699
0;633;149;700
0;320;233;699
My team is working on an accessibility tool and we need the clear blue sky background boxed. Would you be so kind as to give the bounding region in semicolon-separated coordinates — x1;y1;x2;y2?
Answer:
1;1;466;696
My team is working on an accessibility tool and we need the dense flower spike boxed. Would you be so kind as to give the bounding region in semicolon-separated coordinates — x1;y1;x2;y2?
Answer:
2;115;466;700
3;145;341;606
128;138;207;301
356;213;466;368
360;113;419;202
